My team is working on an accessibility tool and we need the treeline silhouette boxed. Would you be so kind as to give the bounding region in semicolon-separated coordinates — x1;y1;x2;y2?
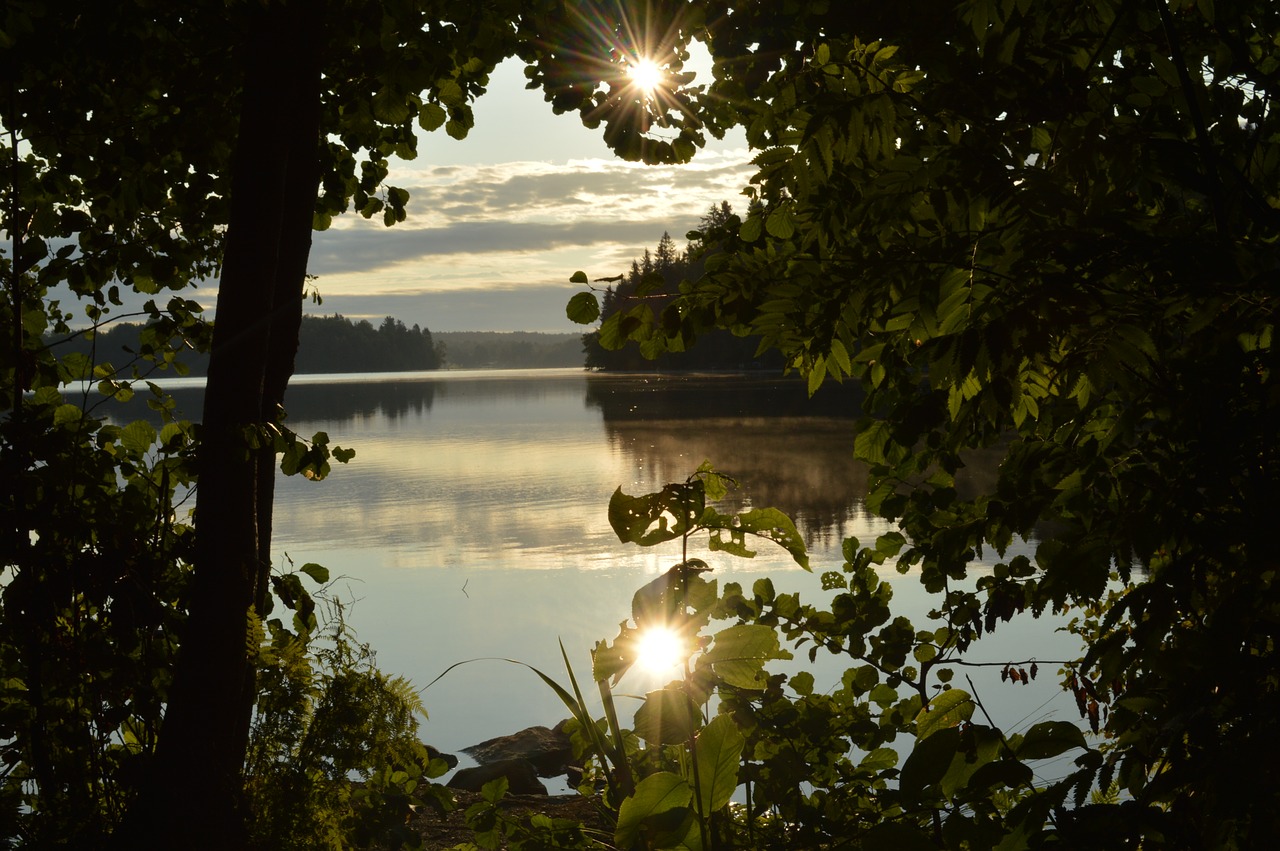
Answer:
583;202;785;372
434;331;583;368
295;314;441;373
55;313;443;376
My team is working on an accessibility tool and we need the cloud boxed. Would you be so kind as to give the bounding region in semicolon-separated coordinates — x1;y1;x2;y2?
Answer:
309;151;755;284
311;219;697;275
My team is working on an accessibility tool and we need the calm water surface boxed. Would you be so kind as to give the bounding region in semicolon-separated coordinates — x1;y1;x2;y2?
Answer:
170;370;1082;774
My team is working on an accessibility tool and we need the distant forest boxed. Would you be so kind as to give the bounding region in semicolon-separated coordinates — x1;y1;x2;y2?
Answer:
55;314;442;376
52;316;586;376
296;314;442;372
433;331;583;368
583;201;785;372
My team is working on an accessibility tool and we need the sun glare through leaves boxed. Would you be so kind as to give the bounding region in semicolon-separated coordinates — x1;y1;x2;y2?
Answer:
527;0;706;160
627;57;665;95
635;626;686;675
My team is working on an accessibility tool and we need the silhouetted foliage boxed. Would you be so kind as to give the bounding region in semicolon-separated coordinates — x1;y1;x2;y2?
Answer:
433;331;583;369
583;209;785;372
52;314;443;377
295;314;442;373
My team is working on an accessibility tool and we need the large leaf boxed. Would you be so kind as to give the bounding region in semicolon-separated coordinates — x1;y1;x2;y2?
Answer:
915;688;974;739
615;772;693;850
120;420;157;456
694;715;744;813
1015;721;1088;760
634;688;700;745
608;483;704;547
705;507;809;570
941;724;1003;800
632;562;712;626
899;725;961;796
566;291;600;324
592;629;635;684
698;623;790;690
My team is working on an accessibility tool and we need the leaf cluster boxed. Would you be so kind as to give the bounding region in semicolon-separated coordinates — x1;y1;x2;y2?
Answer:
506;468;1098;850
565;2;1280;844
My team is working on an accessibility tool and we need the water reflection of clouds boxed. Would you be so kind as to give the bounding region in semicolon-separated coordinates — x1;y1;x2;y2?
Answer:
262;372;1080;758
273;373;883;572
602;416;878;549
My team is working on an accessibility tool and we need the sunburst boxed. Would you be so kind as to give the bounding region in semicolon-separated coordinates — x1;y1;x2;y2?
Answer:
627;57;665;96
635;625;688;675
532;0;703;146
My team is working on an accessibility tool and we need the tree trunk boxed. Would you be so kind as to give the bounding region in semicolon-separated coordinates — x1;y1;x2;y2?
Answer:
120;4;323;848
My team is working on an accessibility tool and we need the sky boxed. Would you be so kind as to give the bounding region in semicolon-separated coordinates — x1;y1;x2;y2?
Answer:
306;56;755;334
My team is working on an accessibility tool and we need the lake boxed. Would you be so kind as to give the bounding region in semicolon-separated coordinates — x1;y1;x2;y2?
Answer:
158;369;1081;781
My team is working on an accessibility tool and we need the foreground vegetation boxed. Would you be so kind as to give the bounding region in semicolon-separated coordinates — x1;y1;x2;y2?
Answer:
582;214;785;372
568;0;1280;847
3;0;1277;848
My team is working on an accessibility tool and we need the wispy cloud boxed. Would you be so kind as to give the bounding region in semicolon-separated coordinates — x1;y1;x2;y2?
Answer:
310;151;755;288
311;219;684;275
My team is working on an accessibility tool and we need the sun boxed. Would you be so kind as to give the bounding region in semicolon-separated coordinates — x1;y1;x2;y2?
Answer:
627;57;665;95
635;626;686;674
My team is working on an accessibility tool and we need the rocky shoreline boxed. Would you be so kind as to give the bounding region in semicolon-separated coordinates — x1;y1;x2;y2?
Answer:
442;722;577;796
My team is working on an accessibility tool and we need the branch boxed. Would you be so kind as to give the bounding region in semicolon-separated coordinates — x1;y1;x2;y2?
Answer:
1156;0;1230;242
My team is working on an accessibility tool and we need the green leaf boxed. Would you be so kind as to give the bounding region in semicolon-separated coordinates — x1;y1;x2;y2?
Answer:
870;683;898;706
941;723;1003;799
694;714;744;813
569;270;589;284
615;772;692;850
159;422;184;447
707;507;809;569
899;725;961;795
916;689;974;739
120;420;156;456
566;291;600;324
739;216;762;243
854;420;892;465
435;79;464;106
592;634;634;684
608;483;703;547
634;688;700;744
372;86;411;123
807;356;826;395
765;206;795;239
1016;720;1088;760
480;776;509;804
875;531;907;558
299;563;330;584
829;338;852;374
53;403;84;426
700;623;790;689
418;102;447;132
859;747;898;771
